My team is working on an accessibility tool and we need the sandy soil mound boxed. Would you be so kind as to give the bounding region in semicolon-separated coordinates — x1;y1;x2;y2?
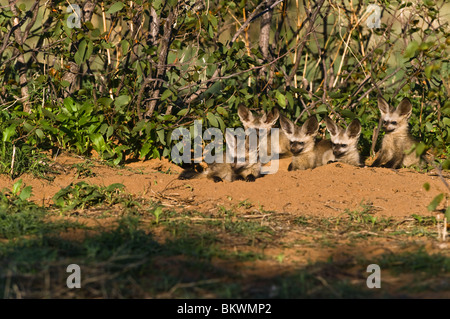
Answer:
1;155;447;219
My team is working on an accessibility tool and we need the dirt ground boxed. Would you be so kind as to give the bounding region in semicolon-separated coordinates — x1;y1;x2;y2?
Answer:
2;154;447;219
2;154;450;298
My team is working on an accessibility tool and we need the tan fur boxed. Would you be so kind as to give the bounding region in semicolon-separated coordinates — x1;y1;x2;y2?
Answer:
277;130;292;158
280;115;322;171
372;97;422;169
238;105;291;159
179;106;280;182
315;139;333;167
323;117;362;166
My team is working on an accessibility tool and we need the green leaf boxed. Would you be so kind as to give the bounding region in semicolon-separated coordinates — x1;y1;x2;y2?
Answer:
91;28;101;37
276;91;286;108
23;122;34;132
424;65;433;79
286;92;294;109
442;159;450;170
177;109;189;116
316;104;328;114
207;112;219;127
121;39;129;56
97;97;113;107
35;129;44;139
423;183;430;191
106;126;114;139
114;95;130;107
90;133;106;152
217;106;228;117
415;142;426;157
160;89;173;101
61;80;71;88
19;186;32;201
42;109;56;120
427;193;444;211
404;41;419;59
140;142;153;158
107;2;124;14
442;117;450;127
85;21;94;30
63;97;76;113
85;40;94;61
445;206;450;220
2;124;17;142
12;179;23;196
340;110;356;119
74;39;87;65
156;129;166;145
105;183;125;192
209;14;218;29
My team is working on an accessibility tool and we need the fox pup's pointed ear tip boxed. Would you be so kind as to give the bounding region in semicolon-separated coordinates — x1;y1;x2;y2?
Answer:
238;104;249;112
269;107;280;118
401;97;411;103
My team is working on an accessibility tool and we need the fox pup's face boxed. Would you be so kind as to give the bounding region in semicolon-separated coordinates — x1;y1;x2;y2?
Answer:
377;97;412;133
325;117;361;157
280;116;319;155
238;105;279;130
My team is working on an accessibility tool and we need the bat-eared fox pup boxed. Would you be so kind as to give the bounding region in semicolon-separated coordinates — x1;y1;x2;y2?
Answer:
280;115;328;170
237;105;292;158
323;117;362;167
178;106;279;182
371;96;422;169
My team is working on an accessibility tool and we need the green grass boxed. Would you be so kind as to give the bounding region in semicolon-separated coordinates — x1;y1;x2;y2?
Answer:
1;182;448;298
52;182;127;211
377;248;450;276
72;161;96;178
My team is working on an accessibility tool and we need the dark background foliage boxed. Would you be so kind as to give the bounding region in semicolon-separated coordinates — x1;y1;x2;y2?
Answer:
0;0;449;173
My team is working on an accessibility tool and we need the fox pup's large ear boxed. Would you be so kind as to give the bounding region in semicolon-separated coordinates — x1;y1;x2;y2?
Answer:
346;119;361;139
279;115;295;135
396;98;412;118
237;105;254;123
377;96;394;115
302;116;319;136
325;117;339;137
265;108;280;126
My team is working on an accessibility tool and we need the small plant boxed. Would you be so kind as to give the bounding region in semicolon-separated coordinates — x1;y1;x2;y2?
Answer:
237;199;253;209
10;179;32;201
341;202;393;231
423;181;449;241
276;253;285;264
52;182;125;211
0;179;35;212
152;206;163;224
293;216;309;226
72;161;96;178
412;214;437;226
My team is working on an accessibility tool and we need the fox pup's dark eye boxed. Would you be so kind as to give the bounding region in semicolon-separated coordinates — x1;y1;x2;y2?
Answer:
391;121;397;125
383;120;388;125
341;144;347;148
